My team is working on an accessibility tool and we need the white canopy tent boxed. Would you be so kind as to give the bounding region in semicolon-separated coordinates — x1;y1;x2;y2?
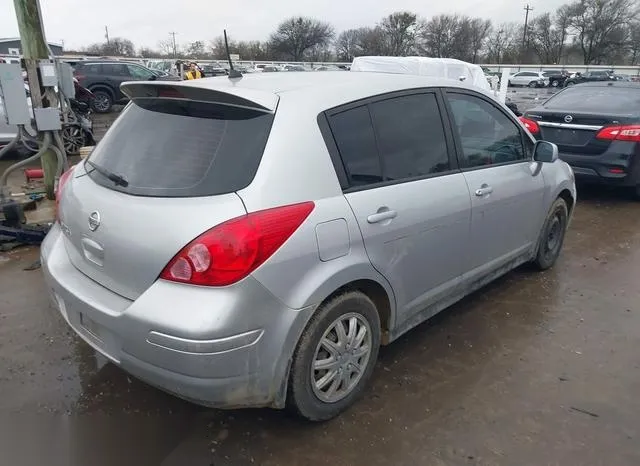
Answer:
350;56;492;93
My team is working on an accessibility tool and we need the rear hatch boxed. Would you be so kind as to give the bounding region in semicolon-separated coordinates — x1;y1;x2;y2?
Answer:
58;82;277;300
526;85;640;155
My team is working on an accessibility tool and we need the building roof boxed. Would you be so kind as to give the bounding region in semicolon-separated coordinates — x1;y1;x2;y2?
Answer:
0;37;63;47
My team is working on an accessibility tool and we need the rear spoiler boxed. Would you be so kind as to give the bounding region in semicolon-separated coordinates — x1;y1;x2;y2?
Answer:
120;81;278;113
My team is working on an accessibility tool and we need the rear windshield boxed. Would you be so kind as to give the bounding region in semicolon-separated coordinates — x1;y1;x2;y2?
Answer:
543;86;640;114
86;99;274;197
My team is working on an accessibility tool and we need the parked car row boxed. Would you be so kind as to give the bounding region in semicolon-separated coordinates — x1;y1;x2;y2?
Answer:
506;69;634;88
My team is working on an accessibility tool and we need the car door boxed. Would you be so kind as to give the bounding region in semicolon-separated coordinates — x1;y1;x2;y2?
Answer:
102;63;131;99
326;90;472;325
443;89;546;279
510;72;523;86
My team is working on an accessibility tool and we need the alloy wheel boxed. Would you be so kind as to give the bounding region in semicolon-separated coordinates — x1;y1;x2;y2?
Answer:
311;312;372;403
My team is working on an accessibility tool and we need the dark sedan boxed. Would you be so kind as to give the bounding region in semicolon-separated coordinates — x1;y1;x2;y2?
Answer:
520;82;640;198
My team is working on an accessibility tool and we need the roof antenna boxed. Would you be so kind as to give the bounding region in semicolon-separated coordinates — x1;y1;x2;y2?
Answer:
224;30;242;79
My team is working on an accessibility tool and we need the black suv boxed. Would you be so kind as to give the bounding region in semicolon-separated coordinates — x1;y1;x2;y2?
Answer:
542;69;570;88
74;61;179;113
564;70;615;87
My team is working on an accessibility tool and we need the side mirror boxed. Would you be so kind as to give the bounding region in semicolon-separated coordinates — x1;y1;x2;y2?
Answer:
533;140;558;163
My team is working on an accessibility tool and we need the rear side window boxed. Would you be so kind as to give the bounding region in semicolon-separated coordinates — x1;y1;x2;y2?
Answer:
86;99;274;197
80;64;101;74
329;106;383;186
369;93;450;179
543;87;640;114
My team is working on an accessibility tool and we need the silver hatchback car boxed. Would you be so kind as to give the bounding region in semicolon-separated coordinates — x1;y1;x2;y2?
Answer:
42;72;576;421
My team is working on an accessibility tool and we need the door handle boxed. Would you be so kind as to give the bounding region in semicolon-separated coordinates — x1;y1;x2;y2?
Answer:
475;184;493;197
367;210;397;224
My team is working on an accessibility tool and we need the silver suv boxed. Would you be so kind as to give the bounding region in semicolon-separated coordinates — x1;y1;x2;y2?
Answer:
42;72;576;421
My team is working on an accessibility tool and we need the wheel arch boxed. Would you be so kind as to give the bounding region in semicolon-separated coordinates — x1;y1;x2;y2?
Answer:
88;84;116;100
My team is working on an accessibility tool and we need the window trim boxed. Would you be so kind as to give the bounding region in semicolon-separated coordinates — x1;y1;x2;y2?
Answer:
320;88;460;193
441;87;534;173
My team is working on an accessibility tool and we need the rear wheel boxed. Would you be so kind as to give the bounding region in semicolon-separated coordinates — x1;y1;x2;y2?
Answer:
551;80;559;87
533;198;569;270
91;90;113;113
287;291;381;421
566;81;575;87
528;81;538;88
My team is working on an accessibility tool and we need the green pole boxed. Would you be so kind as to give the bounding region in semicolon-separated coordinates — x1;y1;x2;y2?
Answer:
13;0;59;199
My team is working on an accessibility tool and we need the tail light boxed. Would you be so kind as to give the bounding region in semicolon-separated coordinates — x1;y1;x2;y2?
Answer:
596;125;640;142
519;116;540;135
160;202;315;286
55;166;75;220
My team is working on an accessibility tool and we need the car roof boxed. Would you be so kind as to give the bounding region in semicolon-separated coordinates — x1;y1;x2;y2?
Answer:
124;71;503;114
180;70;483;95
573;81;640;88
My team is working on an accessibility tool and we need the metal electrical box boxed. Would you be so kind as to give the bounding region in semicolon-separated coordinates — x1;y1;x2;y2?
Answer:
56;62;75;98
0;63;31;125
38;60;58;87
34;107;61;131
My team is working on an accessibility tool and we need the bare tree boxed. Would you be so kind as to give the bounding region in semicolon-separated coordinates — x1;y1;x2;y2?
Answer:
336;29;361;61
468;18;492;63
380;11;421;55
269;17;335;61
158;39;176;56
529;13;565;63
86;37;136;56
628;21;640;64
486;23;520;63
567;0;638;64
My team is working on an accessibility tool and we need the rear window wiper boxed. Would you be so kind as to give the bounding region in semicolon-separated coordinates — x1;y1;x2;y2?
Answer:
85;160;129;187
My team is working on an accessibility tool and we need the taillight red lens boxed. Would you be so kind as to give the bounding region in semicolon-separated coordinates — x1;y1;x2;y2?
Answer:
596;125;640;142
55;166;75;220
160;202;315;286
519;116;540;135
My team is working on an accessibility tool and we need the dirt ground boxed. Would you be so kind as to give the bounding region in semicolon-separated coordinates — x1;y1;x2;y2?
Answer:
1;88;639;465
1;185;639;466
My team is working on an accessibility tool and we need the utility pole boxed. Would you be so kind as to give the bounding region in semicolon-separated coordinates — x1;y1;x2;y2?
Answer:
13;0;60;199
105;25;110;45
522;4;533;52
169;32;178;58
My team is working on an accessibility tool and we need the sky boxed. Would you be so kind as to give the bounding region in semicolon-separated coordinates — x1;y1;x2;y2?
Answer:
0;0;569;51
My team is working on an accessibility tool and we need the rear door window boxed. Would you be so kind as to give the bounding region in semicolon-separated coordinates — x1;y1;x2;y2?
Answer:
86;99;274;197
369;93;450;180
102;63;130;77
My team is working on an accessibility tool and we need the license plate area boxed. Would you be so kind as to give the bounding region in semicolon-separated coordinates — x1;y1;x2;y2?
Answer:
542;127;594;146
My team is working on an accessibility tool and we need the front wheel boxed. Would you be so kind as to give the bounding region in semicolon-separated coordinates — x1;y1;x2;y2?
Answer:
533;198;569;270
551;80;559;87
287;291;381;421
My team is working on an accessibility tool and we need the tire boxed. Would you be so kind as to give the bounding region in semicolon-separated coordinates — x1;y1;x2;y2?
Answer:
287;291;381;421
566;81;575;87
528;81;538;88
533;198;569;270
91;89;113;113
551;80;559;87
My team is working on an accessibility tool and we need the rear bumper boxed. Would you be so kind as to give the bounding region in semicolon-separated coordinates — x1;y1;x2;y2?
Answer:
40;224;315;409
558;149;639;187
